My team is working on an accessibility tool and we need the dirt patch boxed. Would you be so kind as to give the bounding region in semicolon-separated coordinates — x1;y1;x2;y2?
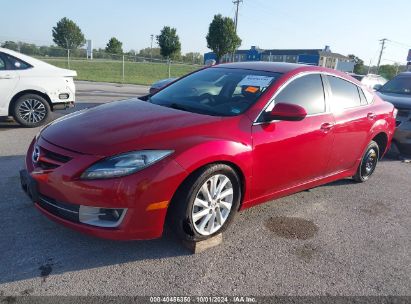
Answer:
38;258;54;283
265;216;319;240
294;243;319;262
360;201;391;216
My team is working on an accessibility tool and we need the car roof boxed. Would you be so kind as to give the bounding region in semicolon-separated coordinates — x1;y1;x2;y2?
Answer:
398;71;411;77
212;61;323;74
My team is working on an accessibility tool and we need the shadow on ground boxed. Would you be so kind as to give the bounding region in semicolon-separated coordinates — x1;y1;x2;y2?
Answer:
0;155;188;285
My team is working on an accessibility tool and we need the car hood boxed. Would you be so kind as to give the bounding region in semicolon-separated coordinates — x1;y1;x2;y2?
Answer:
41;99;221;155
377;92;411;110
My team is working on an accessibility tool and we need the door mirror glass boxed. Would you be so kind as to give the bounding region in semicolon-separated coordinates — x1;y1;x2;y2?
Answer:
265;102;307;121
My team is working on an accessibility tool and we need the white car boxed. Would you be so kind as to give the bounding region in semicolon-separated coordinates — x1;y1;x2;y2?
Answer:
349;73;387;90
0;47;76;127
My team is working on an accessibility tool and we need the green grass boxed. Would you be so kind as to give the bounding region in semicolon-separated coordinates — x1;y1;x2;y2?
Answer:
41;58;201;86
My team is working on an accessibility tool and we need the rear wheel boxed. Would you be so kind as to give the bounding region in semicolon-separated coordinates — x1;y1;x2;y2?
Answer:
353;140;379;183
12;94;50;127
168;164;241;242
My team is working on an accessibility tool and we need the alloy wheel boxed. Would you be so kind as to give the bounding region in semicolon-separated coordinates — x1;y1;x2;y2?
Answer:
191;174;233;236
18;99;47;124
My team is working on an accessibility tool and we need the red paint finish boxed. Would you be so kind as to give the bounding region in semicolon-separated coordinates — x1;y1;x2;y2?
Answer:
24;63;396;240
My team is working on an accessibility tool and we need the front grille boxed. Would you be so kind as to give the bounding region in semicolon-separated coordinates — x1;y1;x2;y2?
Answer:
37;195;79;223
36;146;72;170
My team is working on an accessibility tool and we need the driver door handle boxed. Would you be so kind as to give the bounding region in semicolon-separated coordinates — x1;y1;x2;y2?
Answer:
320;122;335;132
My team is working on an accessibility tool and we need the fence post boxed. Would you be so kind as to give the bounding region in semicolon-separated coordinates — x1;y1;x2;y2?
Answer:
67;49;70;69
168;58;171;78
122;55;125;84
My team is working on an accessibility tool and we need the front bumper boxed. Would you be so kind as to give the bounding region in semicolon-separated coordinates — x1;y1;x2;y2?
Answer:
52;101;75;111
23;137;188;240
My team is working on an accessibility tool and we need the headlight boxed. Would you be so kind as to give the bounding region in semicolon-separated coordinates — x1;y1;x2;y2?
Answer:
81;150;174;180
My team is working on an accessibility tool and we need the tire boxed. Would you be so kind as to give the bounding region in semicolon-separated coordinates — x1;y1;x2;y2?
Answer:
353;140;379;183
168;164;242;242
12;94;51;127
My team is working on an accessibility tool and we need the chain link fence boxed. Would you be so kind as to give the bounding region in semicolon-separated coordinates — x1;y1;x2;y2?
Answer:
1;42;204;86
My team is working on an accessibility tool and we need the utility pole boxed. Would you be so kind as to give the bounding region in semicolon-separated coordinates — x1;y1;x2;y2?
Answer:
233;0;243;33
150;34;154;62
376;38;388;73
232;0;243;62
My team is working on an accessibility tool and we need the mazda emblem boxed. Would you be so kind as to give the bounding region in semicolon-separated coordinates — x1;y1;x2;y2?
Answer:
32;146;40;163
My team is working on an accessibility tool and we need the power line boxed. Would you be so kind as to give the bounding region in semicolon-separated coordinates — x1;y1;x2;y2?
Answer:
387;39;411;49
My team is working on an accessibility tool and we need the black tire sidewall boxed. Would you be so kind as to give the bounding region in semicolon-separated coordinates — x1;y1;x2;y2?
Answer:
354;141;379;182
12;94;51;128
169;164;241;242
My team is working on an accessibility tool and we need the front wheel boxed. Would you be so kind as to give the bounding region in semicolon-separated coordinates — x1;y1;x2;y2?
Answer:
168;164;241;242
353;140;379;183
12;94;51;127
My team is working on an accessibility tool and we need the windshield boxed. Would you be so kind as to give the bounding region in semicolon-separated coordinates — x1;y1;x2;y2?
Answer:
149;67;282;116
379;75;411;95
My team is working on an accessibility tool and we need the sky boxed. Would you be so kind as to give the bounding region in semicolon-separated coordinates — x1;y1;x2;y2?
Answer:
1;0;410;65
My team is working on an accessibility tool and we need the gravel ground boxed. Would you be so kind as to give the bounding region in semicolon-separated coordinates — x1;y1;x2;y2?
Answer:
0;82;410;297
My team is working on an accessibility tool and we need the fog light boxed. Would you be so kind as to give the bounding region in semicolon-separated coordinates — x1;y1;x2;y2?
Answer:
59;93;70;100
79;206;127;228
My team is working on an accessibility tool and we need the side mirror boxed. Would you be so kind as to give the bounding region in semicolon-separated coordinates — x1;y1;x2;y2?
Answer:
264;102;307;122
373;84;383;91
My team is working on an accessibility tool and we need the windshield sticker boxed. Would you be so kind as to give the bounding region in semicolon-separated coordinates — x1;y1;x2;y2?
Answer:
238;75;274;88
244;86;260;93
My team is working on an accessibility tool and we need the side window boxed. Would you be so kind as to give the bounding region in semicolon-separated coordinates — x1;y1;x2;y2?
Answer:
358;87;368;105
3;54;32;70
327;76;361;110
0;55;5;70
273;74;326;115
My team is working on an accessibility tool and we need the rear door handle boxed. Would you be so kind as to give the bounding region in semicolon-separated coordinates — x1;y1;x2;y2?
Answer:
0;74;15;79
367;112;377;119
320;122;335;132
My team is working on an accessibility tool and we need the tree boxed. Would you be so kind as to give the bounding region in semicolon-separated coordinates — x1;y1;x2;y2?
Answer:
348;54;365;74
206;14;241;62
105;37;123;55
52;17;85;49
139;47;162;59
379;65;397;80
182;52;203;64
20;43;39;56
1;41;19;51
156;26;181;60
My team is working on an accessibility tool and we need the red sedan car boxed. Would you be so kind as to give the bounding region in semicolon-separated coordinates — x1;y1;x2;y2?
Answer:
20;62;396;242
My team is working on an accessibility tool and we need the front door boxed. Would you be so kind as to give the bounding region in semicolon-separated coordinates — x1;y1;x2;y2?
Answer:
251;73;335;200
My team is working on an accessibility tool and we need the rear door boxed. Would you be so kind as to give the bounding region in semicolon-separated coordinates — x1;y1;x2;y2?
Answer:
251;73;335;199
0;53;19;116
325;75;375;174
